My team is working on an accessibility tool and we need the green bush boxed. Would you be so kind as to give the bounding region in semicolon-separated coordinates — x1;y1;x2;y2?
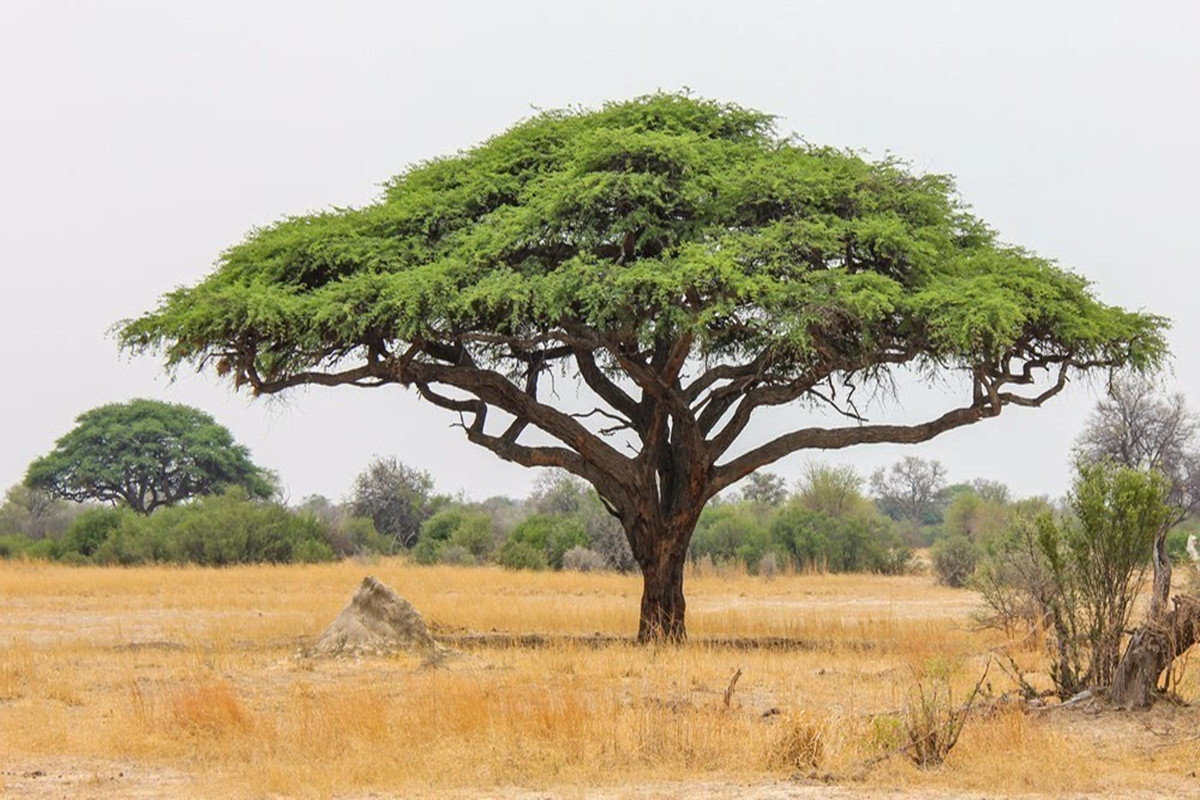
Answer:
496;538;548;570
63;507;128;558
447;514;495;559
413;508;494;564
508;513;588;569
771;506;908;574
0;534;32;559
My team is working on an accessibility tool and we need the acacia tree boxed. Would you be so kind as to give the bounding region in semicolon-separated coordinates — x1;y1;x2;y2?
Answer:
120;94;1166;641
27;399;274;513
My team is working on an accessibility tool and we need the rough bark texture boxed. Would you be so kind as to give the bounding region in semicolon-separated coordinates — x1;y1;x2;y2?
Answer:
1110;594;1200;709
637;542;688;643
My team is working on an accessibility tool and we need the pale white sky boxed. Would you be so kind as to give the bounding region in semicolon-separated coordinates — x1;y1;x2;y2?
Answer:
2;1;1196;504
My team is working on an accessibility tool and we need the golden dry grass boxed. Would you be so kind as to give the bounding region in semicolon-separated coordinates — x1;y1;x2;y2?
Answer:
0;559;1197;798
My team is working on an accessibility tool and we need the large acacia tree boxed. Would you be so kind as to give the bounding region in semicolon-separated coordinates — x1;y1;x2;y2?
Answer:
121;95;1166;641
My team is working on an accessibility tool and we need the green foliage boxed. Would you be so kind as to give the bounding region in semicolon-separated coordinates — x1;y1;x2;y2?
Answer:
413;507;495;564
26;399;273;514
1037;463;1173;695
333;516;393;558
1166;521;1197;562
508;513;589;569
690;504;773;567
931;535;979;587
795;464;867;518
6;490;333;567
122;93;1166;407
941;489;1010;545
64;507;127;557
496;538;548;570
448;514;496;559
349;456;437;549
419;508;470;544
770;506;908;574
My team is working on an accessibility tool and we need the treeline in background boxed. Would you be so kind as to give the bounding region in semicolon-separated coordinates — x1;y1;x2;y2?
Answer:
5;454;1194;586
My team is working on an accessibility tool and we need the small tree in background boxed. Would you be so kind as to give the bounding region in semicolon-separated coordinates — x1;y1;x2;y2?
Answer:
1076;376;1199;618
871;457;948;527
739;472;787;506
0;484;77;539
27;399;274;514
1038;463;1172;696
349;456;436;549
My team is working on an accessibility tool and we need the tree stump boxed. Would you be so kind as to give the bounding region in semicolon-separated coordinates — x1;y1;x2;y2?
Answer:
1110;595;1200;709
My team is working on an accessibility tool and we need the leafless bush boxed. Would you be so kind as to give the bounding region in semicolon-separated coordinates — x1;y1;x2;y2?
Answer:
561;546;607;572
902;661;988;769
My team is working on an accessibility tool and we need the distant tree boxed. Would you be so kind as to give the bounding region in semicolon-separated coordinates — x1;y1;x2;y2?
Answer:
0;484;75;539
26;399;273;514
871;457;949;525
349;456;436;549
1075;375;1199;616
796;463;866;518
969;479;1011;505
529;469;635;570
739;472;788;506
121;94;1168;641
942;489;1009;545
530;469;587;515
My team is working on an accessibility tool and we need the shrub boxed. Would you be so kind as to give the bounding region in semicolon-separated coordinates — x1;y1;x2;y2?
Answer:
496;539;547;570
561;546;607;572
1035;463;1171;695
413;508;493;564
0;535;32;559
902;672;978;768
438;545;477;566
971;508;1057;635
508;514;588;569
447;514;495;559
931;536;978;587
63;507;127;558
411;536;443;565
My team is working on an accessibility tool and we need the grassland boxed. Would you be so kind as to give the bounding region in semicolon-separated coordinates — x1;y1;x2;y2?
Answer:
1;559;1197;798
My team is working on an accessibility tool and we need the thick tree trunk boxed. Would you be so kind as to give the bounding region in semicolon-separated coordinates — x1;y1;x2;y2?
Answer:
1110;595;1200;709
638;549;687;642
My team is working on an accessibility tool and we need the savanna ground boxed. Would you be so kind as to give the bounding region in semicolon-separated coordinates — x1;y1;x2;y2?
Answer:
1;559;1198;798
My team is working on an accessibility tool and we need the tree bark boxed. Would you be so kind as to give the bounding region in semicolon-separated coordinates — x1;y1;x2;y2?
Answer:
1110;595;1200;709
635;529;690;643
1149;529;1172;619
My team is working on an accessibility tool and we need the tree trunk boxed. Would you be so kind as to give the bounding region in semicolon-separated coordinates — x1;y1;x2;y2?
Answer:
1110;595;1200;709
636;538;688;643
1149;529;1171;619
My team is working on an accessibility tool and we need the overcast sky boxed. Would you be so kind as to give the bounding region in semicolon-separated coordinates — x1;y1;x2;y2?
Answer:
2;1;1197;505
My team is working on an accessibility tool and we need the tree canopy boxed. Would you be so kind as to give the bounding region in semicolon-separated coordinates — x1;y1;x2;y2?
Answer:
27;399;274;513
120;93;1168;640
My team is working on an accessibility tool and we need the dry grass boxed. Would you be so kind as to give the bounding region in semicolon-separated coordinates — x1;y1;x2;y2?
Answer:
0;559;1197;798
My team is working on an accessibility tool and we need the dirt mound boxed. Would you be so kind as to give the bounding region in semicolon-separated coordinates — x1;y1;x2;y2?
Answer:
311;576;443;658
